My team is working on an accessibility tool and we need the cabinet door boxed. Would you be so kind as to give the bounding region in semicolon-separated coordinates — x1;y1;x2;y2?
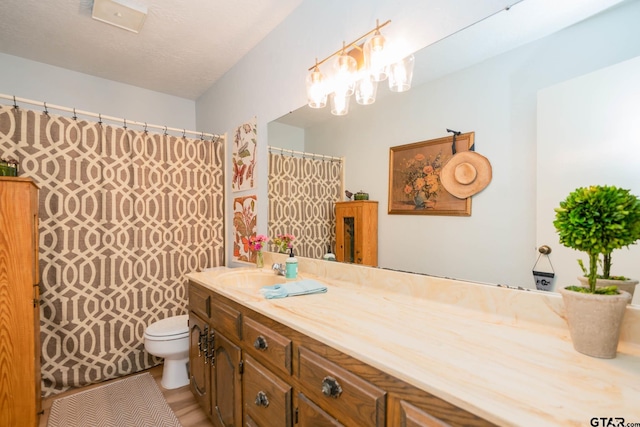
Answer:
243;355;292;427
211;331;243;427
297;393;344;427
335;205;359;264
189;312;210;415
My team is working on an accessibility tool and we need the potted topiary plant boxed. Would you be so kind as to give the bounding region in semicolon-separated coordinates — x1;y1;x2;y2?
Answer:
553;185;640;358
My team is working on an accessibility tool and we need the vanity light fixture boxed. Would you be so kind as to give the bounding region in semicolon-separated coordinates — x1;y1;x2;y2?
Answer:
305;19;415;115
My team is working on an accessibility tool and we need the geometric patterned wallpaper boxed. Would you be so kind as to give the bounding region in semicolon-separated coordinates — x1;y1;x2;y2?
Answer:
268;152;343;259
0;105;225;396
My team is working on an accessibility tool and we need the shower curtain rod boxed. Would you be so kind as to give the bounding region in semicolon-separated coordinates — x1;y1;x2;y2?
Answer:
268;145;343;161
0;93;222;141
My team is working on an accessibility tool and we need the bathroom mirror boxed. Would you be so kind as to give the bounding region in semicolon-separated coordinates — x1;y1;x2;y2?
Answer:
267;0;640;305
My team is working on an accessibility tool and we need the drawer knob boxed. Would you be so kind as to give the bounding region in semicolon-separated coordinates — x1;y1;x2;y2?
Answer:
321;376;343;398
254;335;268;351
255;391;270;407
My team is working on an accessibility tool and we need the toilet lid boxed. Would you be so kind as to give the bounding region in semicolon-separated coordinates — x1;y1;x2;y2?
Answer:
145;314;189;338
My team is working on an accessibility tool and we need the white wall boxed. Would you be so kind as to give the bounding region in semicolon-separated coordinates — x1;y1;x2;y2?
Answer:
537;56;640;303
0;53;196;133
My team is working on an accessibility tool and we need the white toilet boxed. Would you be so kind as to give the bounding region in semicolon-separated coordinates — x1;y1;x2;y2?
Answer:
144;314;190;389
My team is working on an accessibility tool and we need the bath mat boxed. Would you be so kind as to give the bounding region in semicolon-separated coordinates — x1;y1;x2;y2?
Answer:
48;372;182;427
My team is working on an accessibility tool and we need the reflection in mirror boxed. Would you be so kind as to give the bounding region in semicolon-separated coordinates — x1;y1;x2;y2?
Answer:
266;145;344;259
267;0;640;305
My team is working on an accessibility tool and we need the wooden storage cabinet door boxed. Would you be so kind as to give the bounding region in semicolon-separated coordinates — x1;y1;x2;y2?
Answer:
211;331;242;427
297;393;344;427
0;178;40;427
243;316;292;376
298;346;386;426
243;355;292;427
335;201;378;267
189;311;211;415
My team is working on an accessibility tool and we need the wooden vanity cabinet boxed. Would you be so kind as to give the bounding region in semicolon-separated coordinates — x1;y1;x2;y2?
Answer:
0;178;41;427
335;201;378;267
188;280;495;427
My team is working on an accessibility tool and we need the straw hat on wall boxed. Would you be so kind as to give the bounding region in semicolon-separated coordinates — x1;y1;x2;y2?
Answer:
440;151;492;199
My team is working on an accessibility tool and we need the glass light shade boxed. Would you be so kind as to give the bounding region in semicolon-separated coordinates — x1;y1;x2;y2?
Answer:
355;75;378;105
388;54;415;92
364;32;388;82
330;92;350;116
306;69;327;108
333;53;357;96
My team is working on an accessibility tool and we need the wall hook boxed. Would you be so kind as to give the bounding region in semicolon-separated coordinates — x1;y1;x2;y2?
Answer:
538;245;552;255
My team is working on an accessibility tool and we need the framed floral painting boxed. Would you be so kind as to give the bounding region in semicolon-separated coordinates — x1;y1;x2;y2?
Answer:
231;116;257;192
388;132;474;216
232;195;257;263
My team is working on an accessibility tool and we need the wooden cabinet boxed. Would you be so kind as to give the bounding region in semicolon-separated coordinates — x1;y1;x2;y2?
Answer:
0;177;41;427
188;280;494;427
335;201;378;266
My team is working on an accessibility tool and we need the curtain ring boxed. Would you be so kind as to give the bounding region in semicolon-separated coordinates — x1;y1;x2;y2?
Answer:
164;126;168;136
200;132;204;141
72;108;77;120
12;95;18;110
144;122;148;133
183;129;186;138
43;102;49;116
123;118;127;129
98;113;102;125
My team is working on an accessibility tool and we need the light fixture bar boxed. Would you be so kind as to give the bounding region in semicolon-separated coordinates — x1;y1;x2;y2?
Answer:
307;19;391;71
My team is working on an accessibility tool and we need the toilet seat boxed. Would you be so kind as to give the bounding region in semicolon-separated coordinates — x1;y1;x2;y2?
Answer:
144;314;189;340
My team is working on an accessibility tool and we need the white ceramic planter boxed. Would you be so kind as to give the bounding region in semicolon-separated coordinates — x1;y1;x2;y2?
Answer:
560;287;631;358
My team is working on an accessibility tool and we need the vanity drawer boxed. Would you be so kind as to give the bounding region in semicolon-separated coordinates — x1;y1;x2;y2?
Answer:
298;346;386;427
210;298;242;341
189;282;211;320
243;316;292;376
243;355;292;427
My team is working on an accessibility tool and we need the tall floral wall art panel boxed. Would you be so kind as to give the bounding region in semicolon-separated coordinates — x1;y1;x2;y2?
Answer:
231;116;257;192
233;195;257;263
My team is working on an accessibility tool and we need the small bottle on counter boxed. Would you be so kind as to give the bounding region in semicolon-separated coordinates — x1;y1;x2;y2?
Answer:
285;248;298;280
322;245;336;261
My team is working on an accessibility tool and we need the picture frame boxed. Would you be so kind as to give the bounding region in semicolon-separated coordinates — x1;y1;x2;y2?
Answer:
388;132;474;216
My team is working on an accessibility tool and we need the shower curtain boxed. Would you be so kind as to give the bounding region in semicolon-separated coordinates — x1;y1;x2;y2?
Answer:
268;151;343;259
0;105;225;396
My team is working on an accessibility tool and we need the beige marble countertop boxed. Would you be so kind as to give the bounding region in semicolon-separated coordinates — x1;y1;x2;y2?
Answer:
187;266;640;427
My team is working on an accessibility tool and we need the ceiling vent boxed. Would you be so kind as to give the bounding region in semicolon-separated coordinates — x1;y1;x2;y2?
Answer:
92;0;148;33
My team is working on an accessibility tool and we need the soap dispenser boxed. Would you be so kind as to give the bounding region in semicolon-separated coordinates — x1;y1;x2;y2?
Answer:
322;245;336;262
285;247;298;280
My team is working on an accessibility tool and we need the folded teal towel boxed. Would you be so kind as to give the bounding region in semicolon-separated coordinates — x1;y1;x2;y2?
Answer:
260;279;328;299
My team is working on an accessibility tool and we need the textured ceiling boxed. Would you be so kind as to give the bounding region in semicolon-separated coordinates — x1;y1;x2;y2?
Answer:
0;0;301;100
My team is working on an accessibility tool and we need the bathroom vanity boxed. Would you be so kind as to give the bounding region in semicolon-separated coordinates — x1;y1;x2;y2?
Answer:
186;254;640;427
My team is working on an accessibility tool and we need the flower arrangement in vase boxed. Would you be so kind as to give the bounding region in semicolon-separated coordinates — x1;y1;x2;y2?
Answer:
402;151;444;209
249;234;269;268
272;233;295;254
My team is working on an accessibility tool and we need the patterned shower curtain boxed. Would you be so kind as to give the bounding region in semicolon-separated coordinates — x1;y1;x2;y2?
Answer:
268;151;343;259
0;105;225;396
